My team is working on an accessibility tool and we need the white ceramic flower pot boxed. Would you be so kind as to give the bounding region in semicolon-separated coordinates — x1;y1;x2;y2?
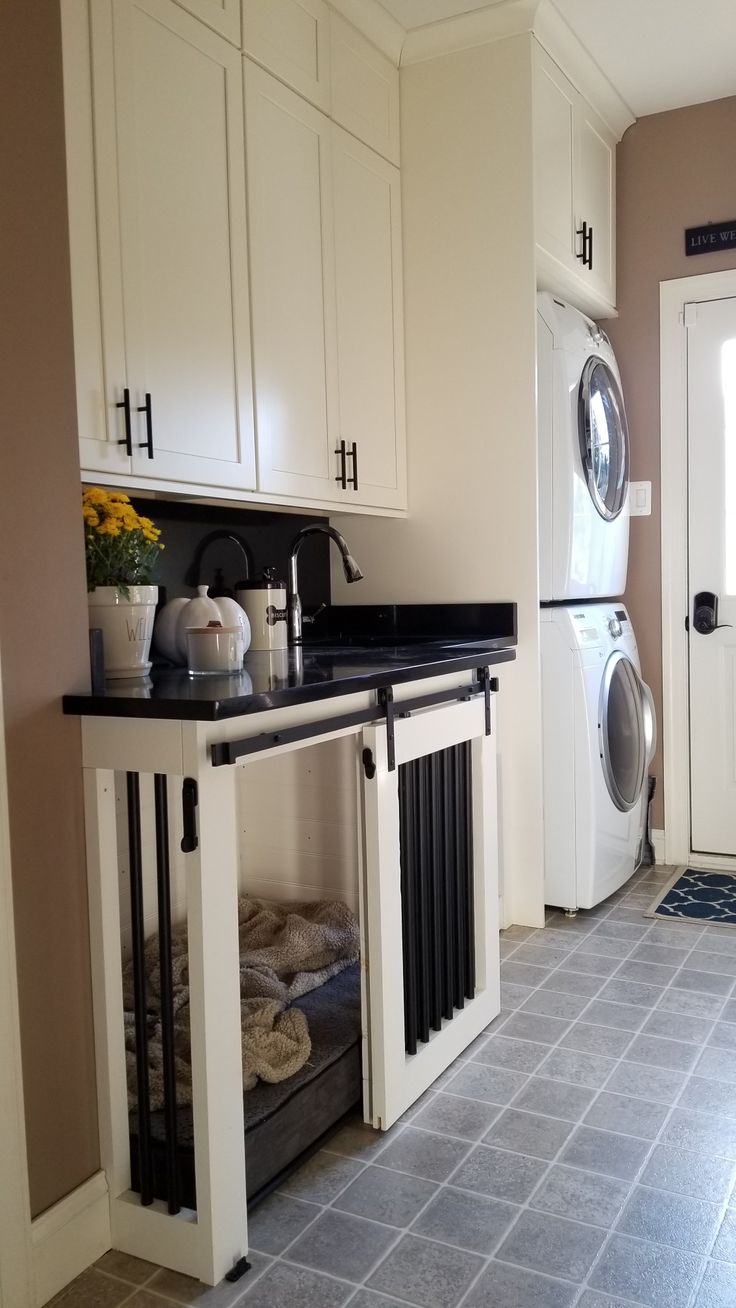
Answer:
87;585;158;680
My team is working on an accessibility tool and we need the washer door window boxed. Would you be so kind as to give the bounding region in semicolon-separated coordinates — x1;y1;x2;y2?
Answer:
578;358;629;521
600;651;647;812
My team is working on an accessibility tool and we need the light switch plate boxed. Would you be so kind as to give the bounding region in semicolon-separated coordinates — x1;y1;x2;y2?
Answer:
629;480;652;516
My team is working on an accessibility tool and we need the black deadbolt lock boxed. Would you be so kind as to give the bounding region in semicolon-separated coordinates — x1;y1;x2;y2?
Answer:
693;590;729;635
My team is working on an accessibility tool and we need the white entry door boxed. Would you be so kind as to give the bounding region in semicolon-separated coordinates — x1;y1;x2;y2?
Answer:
688;295;736;855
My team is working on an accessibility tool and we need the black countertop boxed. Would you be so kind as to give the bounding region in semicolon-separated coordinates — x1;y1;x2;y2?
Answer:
63;604;517;722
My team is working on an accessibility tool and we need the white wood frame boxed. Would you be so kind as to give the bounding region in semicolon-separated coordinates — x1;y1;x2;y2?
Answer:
660;269;736;869
79;668;496;1284
0;647;34;1308
361;696;499;1128
31;1171;110;1307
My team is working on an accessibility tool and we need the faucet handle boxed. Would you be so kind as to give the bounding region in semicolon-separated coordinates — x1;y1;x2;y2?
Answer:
302;603;327;627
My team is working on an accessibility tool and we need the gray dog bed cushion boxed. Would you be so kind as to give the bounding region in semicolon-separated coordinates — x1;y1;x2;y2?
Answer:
130;962;362;1206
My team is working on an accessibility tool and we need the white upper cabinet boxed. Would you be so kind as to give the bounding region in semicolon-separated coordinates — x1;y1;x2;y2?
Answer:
242;0;331;111
86;0;256;491
533;43;616;314
64;0;406;513
243;0;399;163
172;0;240;45
245;60;406;510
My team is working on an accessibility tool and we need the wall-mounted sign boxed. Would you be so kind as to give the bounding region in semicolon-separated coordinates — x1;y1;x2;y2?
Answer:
685;221;736;256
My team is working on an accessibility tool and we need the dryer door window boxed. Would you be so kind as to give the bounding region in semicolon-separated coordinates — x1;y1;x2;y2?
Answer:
599;651;646;812
578;358;629;521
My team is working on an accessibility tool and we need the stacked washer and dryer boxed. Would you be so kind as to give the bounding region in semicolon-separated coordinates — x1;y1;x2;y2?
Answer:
537;293;656;915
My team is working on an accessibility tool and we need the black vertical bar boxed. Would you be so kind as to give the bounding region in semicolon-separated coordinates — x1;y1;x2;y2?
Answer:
399;764;418;1056
430;753;443;1032
127;771;154;1206
154;774;180;1215
447;746;462;1010
441;749;455;1020
415;758;430;1044
454;746;468;1010
464;742;476;998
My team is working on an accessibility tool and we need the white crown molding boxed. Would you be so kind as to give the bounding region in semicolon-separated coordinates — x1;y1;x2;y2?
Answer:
400;0;539;66
398;0;634;140
534;1;634;138
328;0;406;64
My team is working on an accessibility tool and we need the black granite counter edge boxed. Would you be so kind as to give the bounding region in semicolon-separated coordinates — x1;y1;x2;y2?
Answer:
63;644;516;722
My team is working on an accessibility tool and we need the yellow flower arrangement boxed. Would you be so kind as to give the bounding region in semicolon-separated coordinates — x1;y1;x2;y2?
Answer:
83;488;164;595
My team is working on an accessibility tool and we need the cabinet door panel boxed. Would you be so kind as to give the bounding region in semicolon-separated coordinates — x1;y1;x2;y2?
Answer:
361;698;500;1128
65;0;132;476
331;126;406;509
577;103;615;303
534;48;576;272
245;62;339;500
243;0;330;112
95;0;255;490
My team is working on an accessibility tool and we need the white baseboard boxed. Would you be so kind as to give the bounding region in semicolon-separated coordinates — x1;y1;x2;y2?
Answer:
652;829;666;866
31;1171;110;1307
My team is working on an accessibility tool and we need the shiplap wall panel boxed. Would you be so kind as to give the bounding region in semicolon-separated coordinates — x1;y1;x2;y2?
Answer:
238;736;360;914
115;737;361;956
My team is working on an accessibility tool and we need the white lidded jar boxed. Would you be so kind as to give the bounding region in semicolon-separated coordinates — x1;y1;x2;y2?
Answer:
235;572;288;651
154;585;250;665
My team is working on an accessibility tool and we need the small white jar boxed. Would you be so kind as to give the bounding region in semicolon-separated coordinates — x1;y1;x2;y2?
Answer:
186;621;244;675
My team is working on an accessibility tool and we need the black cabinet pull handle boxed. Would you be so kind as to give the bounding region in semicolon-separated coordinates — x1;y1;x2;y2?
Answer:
116;387;132;455
347;441;358;491
335;439;347;489
180;778;198;853
137;393;154;459
587;224;594;270
576;221;589;266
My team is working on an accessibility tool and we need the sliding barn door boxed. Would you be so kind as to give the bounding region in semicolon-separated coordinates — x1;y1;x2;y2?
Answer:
360;696;499;1129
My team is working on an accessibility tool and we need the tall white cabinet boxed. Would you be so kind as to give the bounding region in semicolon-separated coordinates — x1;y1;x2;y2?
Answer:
63;0;407;513
81;0;256;491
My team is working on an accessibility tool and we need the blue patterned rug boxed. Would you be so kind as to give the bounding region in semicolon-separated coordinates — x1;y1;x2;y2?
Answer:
649;867;736;925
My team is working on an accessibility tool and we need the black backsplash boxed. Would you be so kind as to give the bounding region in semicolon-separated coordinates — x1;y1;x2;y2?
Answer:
131;499;331;611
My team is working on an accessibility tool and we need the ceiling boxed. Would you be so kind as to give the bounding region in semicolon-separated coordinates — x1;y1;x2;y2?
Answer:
376;0;736;118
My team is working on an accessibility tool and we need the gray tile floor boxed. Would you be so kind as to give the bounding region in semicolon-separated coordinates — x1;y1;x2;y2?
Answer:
56;863;736;1307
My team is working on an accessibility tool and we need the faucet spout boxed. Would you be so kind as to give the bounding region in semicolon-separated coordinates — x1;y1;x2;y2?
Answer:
287;524;364;644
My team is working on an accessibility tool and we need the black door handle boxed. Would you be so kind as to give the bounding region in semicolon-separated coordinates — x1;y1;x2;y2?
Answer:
575;222;594;270
346;441;358;491
137;393;154;459
116;388;132;455
335;439;347;489
693;590;732;635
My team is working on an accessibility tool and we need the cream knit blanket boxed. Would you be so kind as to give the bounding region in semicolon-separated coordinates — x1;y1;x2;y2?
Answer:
123;896;359;1110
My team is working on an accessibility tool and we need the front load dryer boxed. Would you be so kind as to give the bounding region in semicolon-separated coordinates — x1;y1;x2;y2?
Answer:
537;292;630;601
541;603;655;914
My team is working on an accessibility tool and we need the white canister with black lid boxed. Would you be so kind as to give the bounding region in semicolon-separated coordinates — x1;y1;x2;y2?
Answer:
235;572;288;651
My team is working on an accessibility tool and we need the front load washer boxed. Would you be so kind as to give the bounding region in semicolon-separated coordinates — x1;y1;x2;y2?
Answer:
541;603;655;913
537;292;630;601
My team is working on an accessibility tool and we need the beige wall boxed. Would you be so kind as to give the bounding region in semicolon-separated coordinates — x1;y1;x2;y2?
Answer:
334;36;546;930
604;95;736;830
0;0;100;1215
